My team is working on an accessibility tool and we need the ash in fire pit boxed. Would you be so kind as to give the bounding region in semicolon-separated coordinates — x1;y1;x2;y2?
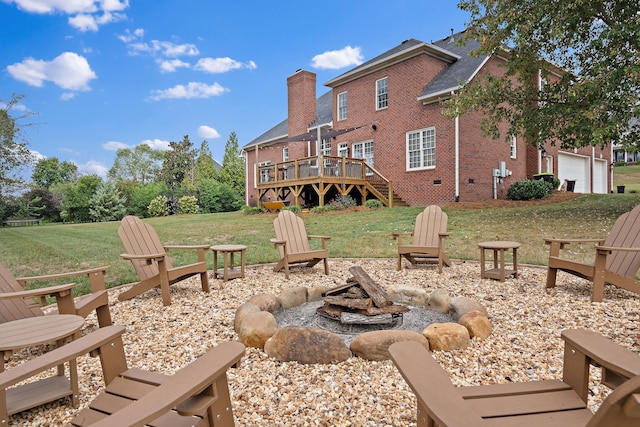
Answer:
317;266;409;325
273;266;455;346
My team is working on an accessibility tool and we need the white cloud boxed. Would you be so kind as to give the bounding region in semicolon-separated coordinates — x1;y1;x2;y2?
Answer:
149;82;228;101
197;125;221;139
78;159;109;177
194;57;257;74
142;139;171;150
102;141;130;151
60;92;76;100
158;59;191;73
311;46;363;70
124;38;199;57
118;27;143;43
7;52;97;91
6;0;129;31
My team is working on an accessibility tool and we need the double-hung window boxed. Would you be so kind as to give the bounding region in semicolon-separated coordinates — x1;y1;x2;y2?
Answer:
353;140;374;167
406;128;435;170
337;91;348;121
282;147;289;162
376;77;388;110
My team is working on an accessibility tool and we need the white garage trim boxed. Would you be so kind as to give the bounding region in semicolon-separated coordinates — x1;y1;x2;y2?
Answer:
593;158;608;194
558;152;590;193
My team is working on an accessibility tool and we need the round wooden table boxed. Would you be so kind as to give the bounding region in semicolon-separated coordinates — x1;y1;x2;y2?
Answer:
211;244;247;282
0;314;84;418
478;241;521;281
0;314;85;371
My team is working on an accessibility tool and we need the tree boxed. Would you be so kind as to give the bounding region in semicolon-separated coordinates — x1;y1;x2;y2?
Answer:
159;135;195;190
89;181;126;222
59;174;102;222
108;144;164;184
451;0;640;149
0;94;36;194
32;157;78;188
217;132;245;196
194;140;218;186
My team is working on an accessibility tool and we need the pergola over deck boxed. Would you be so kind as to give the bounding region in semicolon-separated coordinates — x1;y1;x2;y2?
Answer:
256;155;407;208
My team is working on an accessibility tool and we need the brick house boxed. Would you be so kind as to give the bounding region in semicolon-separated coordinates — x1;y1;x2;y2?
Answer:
242;30;611;208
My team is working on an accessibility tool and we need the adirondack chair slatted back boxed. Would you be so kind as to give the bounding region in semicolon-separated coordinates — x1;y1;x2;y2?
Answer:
587;375;640;427
602;206;640;278
118;216;173;282
412;205;448;247
0;263;42;323
273;210;311;258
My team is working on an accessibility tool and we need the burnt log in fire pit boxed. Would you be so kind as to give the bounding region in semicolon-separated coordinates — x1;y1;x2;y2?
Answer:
317;266;409;325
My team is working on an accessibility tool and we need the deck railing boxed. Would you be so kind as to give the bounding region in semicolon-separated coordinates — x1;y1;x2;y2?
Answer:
257;156;394;206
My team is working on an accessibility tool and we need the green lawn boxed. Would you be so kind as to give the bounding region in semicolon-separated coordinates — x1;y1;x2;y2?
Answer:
613;164;640;193
1;193;639;297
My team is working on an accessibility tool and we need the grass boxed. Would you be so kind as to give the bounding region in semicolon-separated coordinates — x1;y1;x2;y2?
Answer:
1;193;639;297
613;163;640;193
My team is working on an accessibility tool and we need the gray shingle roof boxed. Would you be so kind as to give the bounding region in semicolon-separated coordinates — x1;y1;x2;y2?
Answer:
243;91;332;149
419;32;488;101
244;31;489;149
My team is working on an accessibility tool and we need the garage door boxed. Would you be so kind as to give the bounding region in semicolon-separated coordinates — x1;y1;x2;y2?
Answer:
593;158;608;194
558;153;590;193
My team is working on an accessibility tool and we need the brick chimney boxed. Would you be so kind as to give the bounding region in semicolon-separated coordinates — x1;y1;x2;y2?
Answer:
287;69;317;136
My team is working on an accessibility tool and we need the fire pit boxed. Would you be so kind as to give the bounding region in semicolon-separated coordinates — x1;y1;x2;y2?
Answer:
316;266;409;325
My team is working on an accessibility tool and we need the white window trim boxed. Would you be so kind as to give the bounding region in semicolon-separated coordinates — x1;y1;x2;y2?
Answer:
282;147;289;162
337;91;348;121
406;127;436;171
353;140;374;173
376;77;388;110
338;142;349;157
510;135;517;159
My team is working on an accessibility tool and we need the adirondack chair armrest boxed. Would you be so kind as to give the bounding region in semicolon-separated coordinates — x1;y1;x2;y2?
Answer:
270;238;286;246
307;235;331;240
0;282;76;300
391;232;413;245
544;237;605;250
595;245;640;254
0;325;126;391
163;244;211;251
89;341;245;427
120;252;166;262
562;329;640;392
16;266;109;293
389;341;487;426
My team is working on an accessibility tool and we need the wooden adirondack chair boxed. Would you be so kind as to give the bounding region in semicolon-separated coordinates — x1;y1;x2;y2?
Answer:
389;329;640;427
0;325;245;426
118;215;210;306
545;204;640;302
392;205;451;273
0;262;112;328
271;210;330;279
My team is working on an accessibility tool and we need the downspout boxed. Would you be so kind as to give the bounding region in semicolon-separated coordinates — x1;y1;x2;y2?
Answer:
454;92;460;202
455;114;460;202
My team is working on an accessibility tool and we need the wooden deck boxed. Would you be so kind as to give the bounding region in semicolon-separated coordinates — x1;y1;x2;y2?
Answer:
256;156;406;208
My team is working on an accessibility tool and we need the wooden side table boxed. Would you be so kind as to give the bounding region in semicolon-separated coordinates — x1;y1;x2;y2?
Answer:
478;241;521;281
0;314;84;420
211;244;247;282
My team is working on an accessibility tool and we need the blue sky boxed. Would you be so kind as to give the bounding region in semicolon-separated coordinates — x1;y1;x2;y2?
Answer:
1;0;470;179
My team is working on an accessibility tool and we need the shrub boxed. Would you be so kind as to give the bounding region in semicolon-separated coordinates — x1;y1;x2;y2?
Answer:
178;195;199;214
148;195;170;217
310;205;335;214
506;179;553;201
242;205;264;215
128;182;167;217
364;199;383;209
328;194;357;210
200;179;243;213
286;205;301;213
89;182;126;222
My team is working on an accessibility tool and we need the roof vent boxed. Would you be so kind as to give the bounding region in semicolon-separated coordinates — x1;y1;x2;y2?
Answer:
448;28;455;43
